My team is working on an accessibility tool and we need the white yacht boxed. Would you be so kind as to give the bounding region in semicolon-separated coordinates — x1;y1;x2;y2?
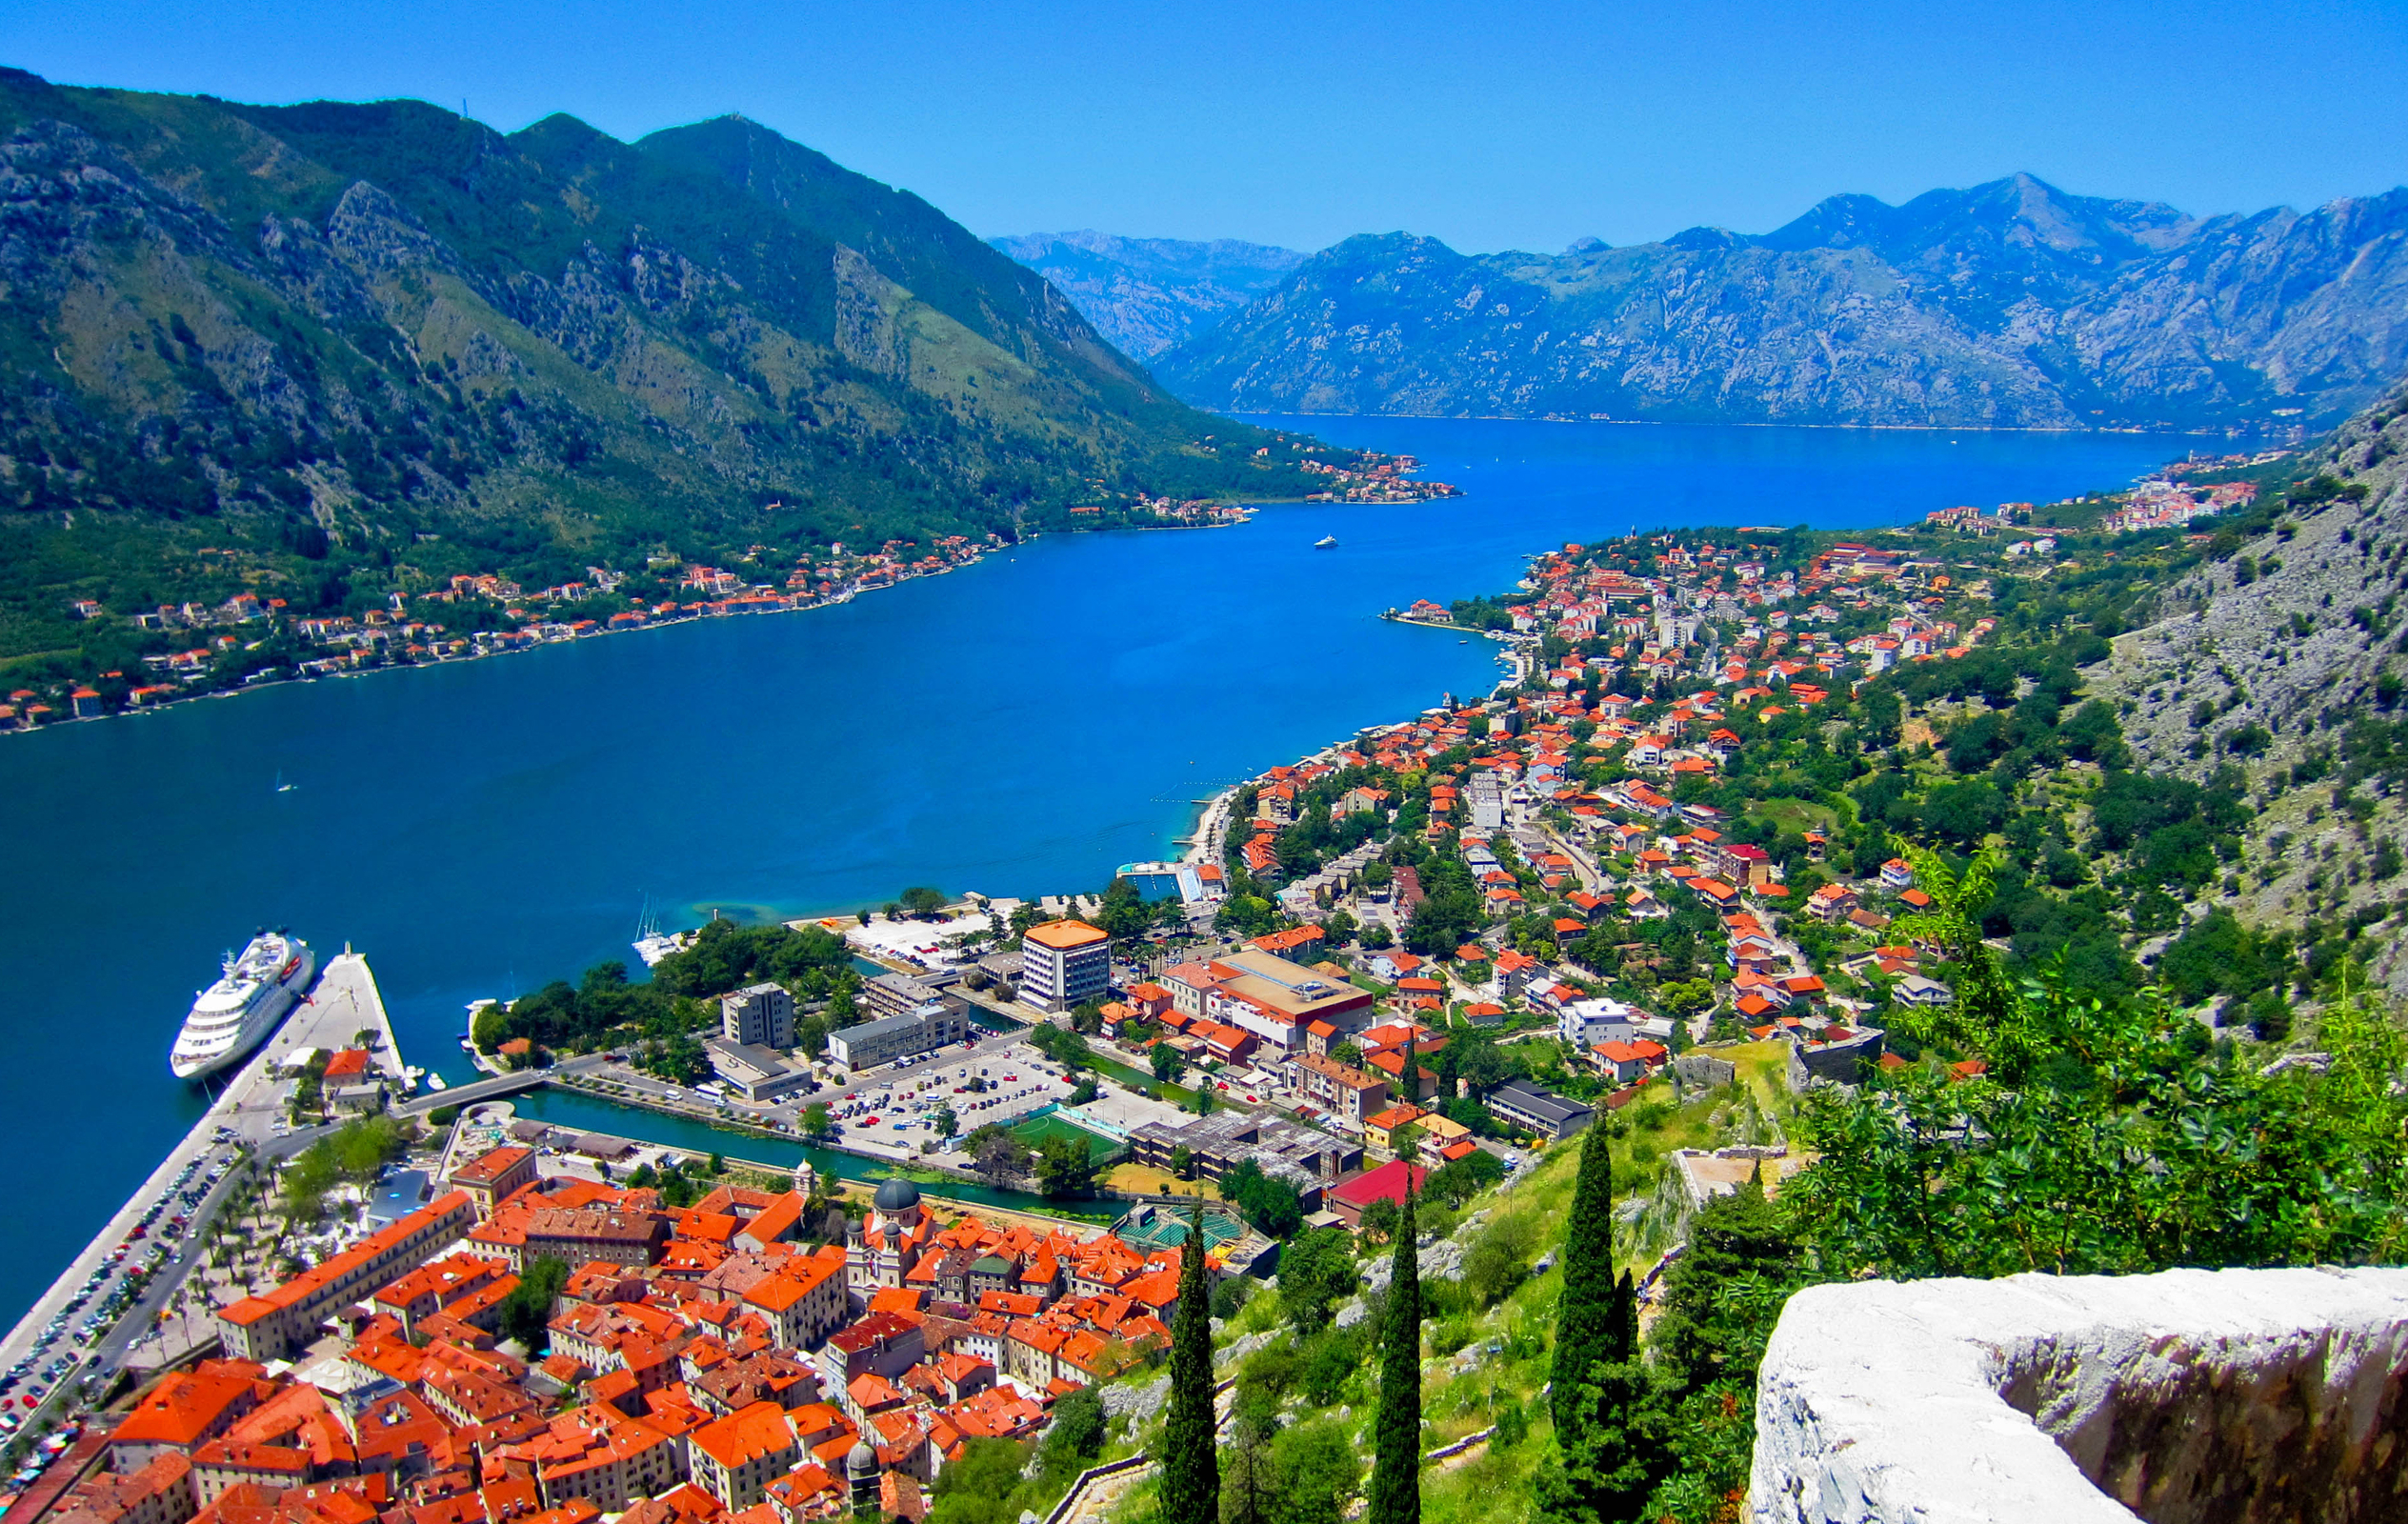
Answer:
170;931;313;1081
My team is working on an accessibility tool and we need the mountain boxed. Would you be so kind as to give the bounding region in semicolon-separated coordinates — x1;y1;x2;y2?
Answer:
1155;174;2408;430
0;72;1347;666
986;231;1306;359
2086;378;2408;993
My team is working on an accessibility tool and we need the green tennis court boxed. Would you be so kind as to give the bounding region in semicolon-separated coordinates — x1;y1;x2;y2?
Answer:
1012;1112;1121;1162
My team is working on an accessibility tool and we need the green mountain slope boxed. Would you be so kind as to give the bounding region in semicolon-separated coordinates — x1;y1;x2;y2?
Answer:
1157;174;2408;430
0;70;1346;670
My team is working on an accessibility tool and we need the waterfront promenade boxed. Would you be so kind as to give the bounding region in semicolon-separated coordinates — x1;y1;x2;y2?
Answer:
0;953;408;1407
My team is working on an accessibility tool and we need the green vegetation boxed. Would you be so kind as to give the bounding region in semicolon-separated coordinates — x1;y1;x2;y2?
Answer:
0;71;1393;682
497;1256;570;1353
1367;1168;1421;1524
279;1114;413;1222
1162;1206;1219;1524
472;919;858;1074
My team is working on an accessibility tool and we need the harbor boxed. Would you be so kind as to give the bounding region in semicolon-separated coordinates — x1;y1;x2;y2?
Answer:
0;951;411;1441
0;421;2188;1344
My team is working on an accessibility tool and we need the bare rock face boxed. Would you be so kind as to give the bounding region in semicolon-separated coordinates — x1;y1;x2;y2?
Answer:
1156;175;2408;430
987;231;1306;360
1749;1266;2408;1524
2087;383;2408;993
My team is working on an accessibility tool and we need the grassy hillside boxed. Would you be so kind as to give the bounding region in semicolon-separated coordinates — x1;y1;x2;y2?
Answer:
0;70;1366;676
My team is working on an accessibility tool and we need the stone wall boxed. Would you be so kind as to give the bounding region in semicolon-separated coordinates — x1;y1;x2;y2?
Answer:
1749;1266;2408;1524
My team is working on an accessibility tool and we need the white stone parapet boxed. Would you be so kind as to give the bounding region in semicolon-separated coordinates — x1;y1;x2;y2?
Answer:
1750;1265;2408;1524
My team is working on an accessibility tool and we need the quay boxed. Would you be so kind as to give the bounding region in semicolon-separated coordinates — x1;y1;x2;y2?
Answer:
0;952;408;1423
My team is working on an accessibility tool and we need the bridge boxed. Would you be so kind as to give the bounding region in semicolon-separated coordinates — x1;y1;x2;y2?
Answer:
393;1053;612;1114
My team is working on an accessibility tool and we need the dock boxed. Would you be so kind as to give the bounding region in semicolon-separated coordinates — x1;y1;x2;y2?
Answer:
0;950;409;1421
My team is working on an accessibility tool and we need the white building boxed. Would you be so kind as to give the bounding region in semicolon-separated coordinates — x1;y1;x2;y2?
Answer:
1558;995;1650;1048
1018;919;1110;1012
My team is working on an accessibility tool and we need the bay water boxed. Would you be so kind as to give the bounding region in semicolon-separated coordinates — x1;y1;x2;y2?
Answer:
1;416;2186;1322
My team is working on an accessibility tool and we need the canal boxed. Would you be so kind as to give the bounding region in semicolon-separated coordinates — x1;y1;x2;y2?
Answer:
506;1086;1114;1220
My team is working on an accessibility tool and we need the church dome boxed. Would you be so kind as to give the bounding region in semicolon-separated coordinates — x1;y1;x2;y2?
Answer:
846;1440;878;1480
873;1176;922;1213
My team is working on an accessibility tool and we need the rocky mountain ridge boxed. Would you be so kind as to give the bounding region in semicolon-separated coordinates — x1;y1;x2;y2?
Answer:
2091;381;2408;992
1154;173;2408;430
986;230;1306;359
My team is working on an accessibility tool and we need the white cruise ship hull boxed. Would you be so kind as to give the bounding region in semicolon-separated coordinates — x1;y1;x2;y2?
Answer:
171;934;314;1082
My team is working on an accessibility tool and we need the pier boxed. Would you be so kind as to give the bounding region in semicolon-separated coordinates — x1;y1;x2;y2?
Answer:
0;951;409;1419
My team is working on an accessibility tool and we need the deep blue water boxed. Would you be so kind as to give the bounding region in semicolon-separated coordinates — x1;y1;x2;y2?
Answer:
0;416;2185;1324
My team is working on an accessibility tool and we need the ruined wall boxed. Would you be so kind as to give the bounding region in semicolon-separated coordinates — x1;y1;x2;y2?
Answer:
1750;1266;2408;1524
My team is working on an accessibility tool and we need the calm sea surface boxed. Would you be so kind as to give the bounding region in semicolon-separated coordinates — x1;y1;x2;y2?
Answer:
0;416;2186;1322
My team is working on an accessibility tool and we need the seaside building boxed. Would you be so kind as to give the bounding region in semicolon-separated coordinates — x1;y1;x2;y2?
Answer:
215;1192;477;1361
707;1039;817;1102
1125;1109;1358;1205
720;984;795;1049
446;1145;537;1217
1114;861;1215;908
862;972;950;1022
1164;949;1375;1054
1017;921;1109;1013
827;1007;968;1071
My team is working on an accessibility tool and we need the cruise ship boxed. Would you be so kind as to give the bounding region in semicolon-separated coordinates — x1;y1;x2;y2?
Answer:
170;931;314;1082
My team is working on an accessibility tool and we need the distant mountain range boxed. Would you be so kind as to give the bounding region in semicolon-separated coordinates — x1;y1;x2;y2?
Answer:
985;231;1306;359
0;70;1343;662
1012;175;2408;430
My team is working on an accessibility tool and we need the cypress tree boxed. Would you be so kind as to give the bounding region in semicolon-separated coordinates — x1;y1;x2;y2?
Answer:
1549;1115;1616;1436
1160;1202;1218;1524
1368;1042;1421;1524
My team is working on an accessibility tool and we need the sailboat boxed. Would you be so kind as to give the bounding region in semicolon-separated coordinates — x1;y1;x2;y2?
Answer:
273;771;296;793
632;894;688;967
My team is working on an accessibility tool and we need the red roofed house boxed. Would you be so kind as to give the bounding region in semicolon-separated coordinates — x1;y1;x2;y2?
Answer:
1325;1161;1433;1230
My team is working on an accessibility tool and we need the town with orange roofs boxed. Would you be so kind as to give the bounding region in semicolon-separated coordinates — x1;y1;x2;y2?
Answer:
5;509;2208;1524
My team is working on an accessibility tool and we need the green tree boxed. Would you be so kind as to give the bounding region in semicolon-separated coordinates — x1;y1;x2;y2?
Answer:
1538;1122;1653;1524
1277;1227;1358;1335
1044;1384;1106;1466
1272;1419;1363;1524
1548;1122;1616;1437
801;1101;832;1137
1221;1382;1284;1524
1151;1043;1187;1084
900;886;947;917
497;1256;570;1353
1638;1172;1803;1523
927;1437;1027;1524
1789;964;2408;1280
1034;1136;1096;1197
1366;1147;1421;1524
1160;1205;1219;1524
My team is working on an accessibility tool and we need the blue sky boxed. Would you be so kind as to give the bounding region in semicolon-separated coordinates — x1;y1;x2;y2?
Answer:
6;0;2402;253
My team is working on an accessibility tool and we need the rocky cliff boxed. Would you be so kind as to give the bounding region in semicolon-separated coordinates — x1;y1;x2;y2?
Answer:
987;231;1306;360
2089;380;2408;990
1156;174;2408;430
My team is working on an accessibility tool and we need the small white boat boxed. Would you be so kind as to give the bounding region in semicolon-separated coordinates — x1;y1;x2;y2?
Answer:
1314;535;1338;549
